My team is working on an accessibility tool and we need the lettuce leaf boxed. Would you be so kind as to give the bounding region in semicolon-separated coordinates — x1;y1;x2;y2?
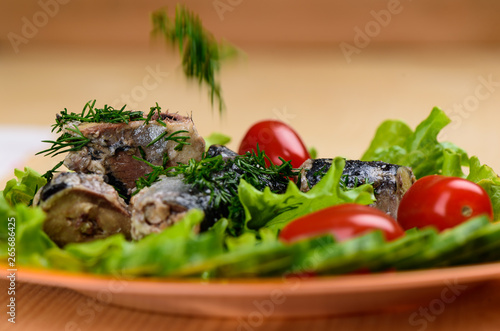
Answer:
362;107;500;221
52;209;215;276
4;108;500;278
466;157;500;221
238;157;375;234
0;192;55;267
361;119;413;162
361;107;469;178
3;167;46;206
1;167;54;266
204;132;231;151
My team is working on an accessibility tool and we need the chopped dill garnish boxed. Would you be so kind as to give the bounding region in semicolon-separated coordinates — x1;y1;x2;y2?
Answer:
51;100;145;134
132;147;299;233
168;130;191;151
36;125;90;157
162;153;170;168
146;129;191;151
132;156;166;195
138;146;147;160
41;161;65;182
146;131;168;147
151;5;238;115
37;101;183;158
339;174;374;191
308;164;328;189
171;148;298;234
144;103;165;126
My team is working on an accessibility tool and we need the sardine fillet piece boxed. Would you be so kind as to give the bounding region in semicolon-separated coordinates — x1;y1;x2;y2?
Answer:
130;176;209;240
299;159;416;219
34;172;131;247
63;112;205;195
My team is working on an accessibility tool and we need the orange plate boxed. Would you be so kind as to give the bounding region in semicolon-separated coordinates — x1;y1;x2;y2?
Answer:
7;262;500;318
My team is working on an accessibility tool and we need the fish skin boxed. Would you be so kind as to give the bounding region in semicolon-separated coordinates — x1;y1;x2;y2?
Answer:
299;159;416;219
206;144;238;160
34;172;131;247
129;145;293;239
63;112;205;196
130;176;210;240
130;148;415;240
129;145;235;240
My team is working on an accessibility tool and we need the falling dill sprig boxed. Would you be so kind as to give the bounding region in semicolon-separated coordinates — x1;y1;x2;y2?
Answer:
151;5;238;115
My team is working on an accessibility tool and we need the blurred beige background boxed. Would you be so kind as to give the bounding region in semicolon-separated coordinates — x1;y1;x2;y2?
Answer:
1;0;500;186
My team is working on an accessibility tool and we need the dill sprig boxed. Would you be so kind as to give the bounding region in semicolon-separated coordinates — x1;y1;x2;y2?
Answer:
51;100;145;134
144;102;166;126
132;156;166;195
132;148;298;233
38;101;184;158
146;129;191;151
167;130;191;151
339;174;374;190
36;125;90;157
41;161;65;182
151;5;237;115
168;148;299;233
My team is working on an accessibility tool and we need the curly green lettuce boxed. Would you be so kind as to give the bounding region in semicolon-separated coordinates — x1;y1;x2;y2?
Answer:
239;157;375;234
0;168;53;266
3;107;500;278
361;107;500;221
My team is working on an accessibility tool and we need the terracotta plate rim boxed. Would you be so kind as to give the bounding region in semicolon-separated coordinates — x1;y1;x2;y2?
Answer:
5;262;500;297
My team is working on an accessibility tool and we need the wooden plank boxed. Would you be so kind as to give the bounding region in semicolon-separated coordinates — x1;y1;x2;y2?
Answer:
2;0;500;49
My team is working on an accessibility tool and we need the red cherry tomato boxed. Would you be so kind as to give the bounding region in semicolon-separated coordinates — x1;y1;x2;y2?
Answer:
397;175;493;232
279;204;404;243
238;120;310;168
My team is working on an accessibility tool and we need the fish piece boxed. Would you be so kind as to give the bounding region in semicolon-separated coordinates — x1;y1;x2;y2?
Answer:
130;146;237;240
34;172;131;247
299;159;415;218
130;176;210;240
206;144;238;160
130;145;296;238
63;112;205;196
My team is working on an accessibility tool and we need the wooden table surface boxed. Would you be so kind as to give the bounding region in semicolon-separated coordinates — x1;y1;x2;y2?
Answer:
3;42;500;330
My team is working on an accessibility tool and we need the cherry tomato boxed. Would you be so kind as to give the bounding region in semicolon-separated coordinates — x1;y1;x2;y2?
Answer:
279;204;404;243
238;120;310;168
397;175;493;232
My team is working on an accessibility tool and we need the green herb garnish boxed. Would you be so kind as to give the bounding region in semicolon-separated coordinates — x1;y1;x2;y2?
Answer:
339;174;374;191
132;147;298;233
151;5;237;115
169;148;298;233
51;100;145;134
38;101;147;156
144;102;166;126
41;161;65;182
146;130;191;151
36;125;90;157
132;156;166;195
